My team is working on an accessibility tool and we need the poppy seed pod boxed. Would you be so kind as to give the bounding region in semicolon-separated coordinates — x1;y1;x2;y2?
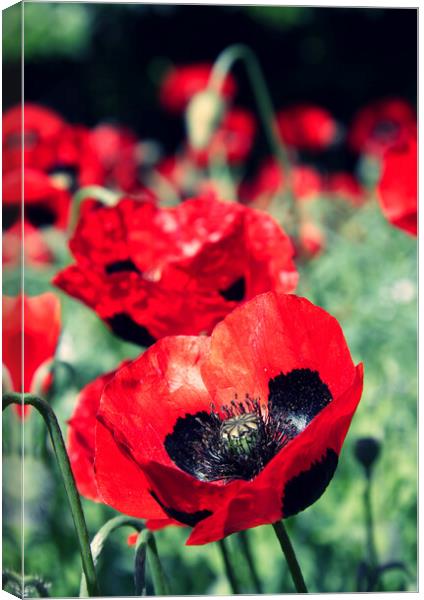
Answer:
354;437;381;475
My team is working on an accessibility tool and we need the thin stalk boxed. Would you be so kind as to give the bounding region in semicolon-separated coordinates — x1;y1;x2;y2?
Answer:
238;530;263;593
209;44;297;230
364;473;378;570
3;393;99;597
144;530;170;595
80;515;144;597
218;538;240;594
272;520;308;593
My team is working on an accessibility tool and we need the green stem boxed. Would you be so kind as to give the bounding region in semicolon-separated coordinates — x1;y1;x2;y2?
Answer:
218;538;240;594
209;44;297;228
272;521;308;593
238;530;263;593
80;515;144;597
3;393;99;597
143;530;170;595
364;473;378;570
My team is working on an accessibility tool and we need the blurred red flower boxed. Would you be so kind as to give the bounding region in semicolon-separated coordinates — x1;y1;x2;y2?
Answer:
242;158;322;208
3;103;65;173
190;108;256;165
159;64;236;113
3;168;72;232
377;135;417;236
2;220;53;269
2;293;61;417
94;292;363;545
54;196;298;346
348;98;416;155
89;124;143;193
67;362;177;530
324;172;365;206
3;103;104;191
276;104;337;151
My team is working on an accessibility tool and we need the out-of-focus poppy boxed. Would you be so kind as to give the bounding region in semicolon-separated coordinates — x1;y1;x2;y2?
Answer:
377;135;417;236
324;173;365;206
2;293;61;417
2;220;53;269
89;124;143;193
242;158;322;209
348;98;416;156
3;103;65;173
94;292;363;545
54;196;298;346
3;103;104;191
276;105;337;151
160;64;236;113
3;168;71;231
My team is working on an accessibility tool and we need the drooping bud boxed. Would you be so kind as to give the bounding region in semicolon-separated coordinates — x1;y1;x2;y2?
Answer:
185;90;225;151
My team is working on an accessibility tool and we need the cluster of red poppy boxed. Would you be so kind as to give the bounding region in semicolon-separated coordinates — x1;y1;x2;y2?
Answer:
2;60;416;548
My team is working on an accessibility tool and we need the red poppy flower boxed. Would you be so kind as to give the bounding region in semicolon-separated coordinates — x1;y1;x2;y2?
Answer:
324;173;365;206
377;135;417;236
67;362;177;531
348;98;416;155
242;159;322;209
54;196;298;345
3;168;71;231
2;220;53;269
190;108;256;166
89;124;141;193
2;293;61;417
3;103;104;191
3;103;65;173
160;64;236;113
276;105;337;151
94;292;363;545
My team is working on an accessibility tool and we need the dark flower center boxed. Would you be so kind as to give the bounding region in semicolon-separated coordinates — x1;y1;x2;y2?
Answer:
105;259;141;275
372;120;400;143
165;368;332;483
219;276;246;302
25;202;57;228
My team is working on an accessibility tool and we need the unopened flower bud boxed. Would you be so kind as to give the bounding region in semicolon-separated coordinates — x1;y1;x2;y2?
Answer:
185;90;225;150
354;437;381;474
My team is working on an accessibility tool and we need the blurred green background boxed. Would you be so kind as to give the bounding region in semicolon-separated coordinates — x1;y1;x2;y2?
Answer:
2;3;417;596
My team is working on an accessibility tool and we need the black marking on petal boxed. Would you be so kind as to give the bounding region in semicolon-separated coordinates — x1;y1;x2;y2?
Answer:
25;202;57;228
149;490;212;527
282;448;338;517
268;369;332;430
105;259;141;275
2;205;21;231
107;313;156;347
219;277;246;302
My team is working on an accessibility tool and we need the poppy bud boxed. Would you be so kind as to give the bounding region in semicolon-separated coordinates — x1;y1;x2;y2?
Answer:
354;437;381;475
185;90;225;150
